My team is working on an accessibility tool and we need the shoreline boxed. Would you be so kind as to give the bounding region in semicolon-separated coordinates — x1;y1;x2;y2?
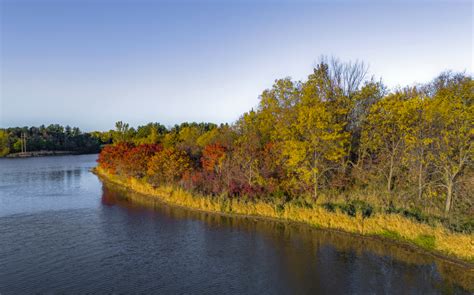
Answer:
4;151;94;158
94;167;474;267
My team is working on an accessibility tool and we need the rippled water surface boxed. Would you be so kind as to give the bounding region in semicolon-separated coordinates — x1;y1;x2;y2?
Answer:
0;154;472;294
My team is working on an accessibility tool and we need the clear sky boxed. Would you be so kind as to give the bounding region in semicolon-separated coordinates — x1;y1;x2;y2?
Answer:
1;0;472;131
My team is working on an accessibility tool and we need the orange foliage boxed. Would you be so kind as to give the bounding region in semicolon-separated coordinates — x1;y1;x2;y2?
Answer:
201;143;226;173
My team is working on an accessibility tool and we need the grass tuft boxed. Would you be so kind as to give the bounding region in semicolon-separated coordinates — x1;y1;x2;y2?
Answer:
414;234;436;250
380;230;402;240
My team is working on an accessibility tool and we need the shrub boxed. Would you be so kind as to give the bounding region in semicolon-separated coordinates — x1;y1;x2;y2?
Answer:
446;218;474;234
291;196;313;209
339;203;357;217
273;192;289;214
122;144;162;178
322;202;336;212
350;200;373;218
97;142;135;174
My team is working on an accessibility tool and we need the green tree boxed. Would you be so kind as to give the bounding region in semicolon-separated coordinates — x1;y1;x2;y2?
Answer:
114;121;134;142
0;130;10;157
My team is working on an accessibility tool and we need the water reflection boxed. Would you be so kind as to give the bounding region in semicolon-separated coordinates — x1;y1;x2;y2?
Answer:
101;181;474;293
0;155;99;217
1;155;471;294
0;156;85;190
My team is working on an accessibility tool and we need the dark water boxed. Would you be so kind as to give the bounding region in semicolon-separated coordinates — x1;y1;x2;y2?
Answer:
0;155;472;294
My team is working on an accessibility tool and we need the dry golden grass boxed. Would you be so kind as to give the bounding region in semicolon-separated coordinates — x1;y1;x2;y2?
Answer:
96;168;474;262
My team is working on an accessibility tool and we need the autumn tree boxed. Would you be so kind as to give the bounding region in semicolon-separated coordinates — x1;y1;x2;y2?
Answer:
97;142;135;174
94;61;472;223
427;73;473;213
201;143;226;174
280;64;350;198
196;124;235;148
122;144;162;178
233;111;266;190
257;78;301;142
147;148;191;185
402;96;434;201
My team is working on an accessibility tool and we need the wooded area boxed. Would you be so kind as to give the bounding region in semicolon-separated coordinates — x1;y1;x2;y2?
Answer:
96;58;473;233
0;125;101;156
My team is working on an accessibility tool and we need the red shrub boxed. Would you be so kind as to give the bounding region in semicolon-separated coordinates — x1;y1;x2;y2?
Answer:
122;143;163;178
97;142;135;174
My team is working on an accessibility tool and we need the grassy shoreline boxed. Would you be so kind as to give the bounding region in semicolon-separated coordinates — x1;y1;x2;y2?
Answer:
94;167;474;264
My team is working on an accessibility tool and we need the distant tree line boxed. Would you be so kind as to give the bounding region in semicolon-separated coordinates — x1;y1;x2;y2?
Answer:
97;57;473;230
0;124;101;156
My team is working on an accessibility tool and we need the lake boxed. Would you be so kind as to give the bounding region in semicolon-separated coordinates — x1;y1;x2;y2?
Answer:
0;154;472;294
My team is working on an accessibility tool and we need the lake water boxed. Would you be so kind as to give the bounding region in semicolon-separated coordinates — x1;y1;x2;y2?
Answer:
0;154;472;294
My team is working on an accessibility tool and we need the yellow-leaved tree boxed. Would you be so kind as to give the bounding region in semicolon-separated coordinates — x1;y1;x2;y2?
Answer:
427;74;473;213
147;148;191;185
402;95;434;201
361;92;416;193
281;64;349;198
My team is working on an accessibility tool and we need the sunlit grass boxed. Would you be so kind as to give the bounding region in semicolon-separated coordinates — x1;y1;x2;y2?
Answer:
414;234;436;250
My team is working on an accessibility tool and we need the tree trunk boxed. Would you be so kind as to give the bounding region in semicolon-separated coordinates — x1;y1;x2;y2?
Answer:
248;164;252;186
444;181;453;214
313;175;318;200
387;153;394;192
418;162;423;199
313;150;319;200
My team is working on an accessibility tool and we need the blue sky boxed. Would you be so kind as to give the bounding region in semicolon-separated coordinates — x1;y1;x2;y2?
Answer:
1;0;472;131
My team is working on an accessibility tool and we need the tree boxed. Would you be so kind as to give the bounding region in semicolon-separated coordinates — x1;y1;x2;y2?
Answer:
114;121;134;142
403;95;433;200
97;142;135;174
319;55;369;98
361;92;414;193
134;123;167;144
147;148;191;185
0;130;10;156
427;74;473;213
257;78;301;142
349;80;386;157
280;65;350;198
94;64;473;222
176;126;202;159
201;143;226;174
122;144;162;178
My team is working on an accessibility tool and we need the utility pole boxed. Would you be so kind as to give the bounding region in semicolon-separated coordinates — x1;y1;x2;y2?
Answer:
21;132;27;154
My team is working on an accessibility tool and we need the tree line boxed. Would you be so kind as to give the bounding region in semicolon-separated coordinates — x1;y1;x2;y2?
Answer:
78;59;474;227
0;124;101;156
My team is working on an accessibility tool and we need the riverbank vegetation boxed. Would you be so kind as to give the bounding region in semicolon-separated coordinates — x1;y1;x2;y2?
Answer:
100;179;474;291
96;58;471;260
0;124;102;157
96;167;473;262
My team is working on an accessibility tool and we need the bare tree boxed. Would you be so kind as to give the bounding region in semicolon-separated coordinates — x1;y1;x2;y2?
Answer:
318;55;369;98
